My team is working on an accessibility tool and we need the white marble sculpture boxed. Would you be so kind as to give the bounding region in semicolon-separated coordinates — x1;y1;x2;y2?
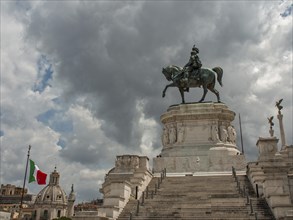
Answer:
162;126;169;146
220;126;228;143
228;125;236;144
169;124;177;144
177;122;185;143
211;124;220;142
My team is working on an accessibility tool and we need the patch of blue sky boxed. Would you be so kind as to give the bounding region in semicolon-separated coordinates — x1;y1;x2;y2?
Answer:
0;130;4;137
33;55;54;93
36;109;56;124
36;109;73;133
52;120;73;133
280;4;293;17
57;138;66;148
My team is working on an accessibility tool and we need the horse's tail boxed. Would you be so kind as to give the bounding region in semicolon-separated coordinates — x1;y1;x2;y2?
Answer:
212;67;223;87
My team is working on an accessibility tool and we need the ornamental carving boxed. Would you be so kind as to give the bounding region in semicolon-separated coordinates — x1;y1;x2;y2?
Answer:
227;125;236;144
168;124;177;144
211;124;220;142
177;122;185;143
115;155;139;171
220;126;228;143
162;125;169;146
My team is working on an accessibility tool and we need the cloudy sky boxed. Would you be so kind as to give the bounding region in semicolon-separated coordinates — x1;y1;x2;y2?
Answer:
1;0;292;203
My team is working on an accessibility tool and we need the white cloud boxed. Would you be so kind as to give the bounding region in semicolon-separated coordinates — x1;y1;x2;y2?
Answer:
254;72;282;92
137;101;161;157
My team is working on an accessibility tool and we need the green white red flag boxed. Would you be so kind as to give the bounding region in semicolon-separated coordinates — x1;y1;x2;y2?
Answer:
29;159;47;185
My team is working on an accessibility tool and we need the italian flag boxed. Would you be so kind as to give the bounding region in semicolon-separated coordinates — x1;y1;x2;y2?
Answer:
29;159;47;185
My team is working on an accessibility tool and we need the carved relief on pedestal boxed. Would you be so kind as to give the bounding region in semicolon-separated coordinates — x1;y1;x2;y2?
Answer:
177;122;185;144
227;125;236;144
168;124;177;145
220;125;228;143
211;124;220;142
162;122;185;146
130;157;139;168
161;125;169;146
115;155;139;172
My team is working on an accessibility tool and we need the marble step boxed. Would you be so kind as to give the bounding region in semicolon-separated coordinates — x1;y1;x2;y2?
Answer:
117;175;275;220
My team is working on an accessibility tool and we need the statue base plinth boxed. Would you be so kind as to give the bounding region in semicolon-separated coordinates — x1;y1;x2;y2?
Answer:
153;103;246;173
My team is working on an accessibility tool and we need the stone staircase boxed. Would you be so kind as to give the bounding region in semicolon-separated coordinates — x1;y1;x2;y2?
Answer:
117;174;275;220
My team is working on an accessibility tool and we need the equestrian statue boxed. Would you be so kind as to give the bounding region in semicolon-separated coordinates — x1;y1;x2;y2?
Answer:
162;45;223;103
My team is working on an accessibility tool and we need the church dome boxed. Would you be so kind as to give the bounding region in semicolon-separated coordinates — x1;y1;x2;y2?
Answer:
35;168;67;206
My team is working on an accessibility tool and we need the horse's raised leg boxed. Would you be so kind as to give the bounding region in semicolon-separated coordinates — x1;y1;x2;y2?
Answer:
199;85;208;102
162;83;175;98
179;87;185;104
208;85;221;103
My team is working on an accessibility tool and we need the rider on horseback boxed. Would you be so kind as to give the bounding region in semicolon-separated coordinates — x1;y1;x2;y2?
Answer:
182;45;202;84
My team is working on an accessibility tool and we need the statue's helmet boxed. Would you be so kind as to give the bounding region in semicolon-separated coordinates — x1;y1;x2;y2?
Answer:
191;45;199;54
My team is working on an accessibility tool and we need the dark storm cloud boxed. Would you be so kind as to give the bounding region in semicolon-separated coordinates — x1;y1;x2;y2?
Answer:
25;1;199;147
24;1;292;164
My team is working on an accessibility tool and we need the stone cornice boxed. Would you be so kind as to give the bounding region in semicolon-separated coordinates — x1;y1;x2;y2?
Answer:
161;103;235;124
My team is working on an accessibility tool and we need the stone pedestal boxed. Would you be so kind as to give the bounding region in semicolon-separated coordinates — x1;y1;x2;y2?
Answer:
256;137;279;161
153;102;246;173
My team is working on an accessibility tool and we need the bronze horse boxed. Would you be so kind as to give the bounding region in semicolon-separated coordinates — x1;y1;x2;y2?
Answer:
162;65;223;103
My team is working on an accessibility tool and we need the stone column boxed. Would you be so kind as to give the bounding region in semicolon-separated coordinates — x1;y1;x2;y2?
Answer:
277;113;286;150
36;209;41;220
288;169;293;204
67;184;75;218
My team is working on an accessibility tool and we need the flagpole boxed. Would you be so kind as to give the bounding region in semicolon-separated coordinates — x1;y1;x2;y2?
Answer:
19;145;31;220
239;114;244;154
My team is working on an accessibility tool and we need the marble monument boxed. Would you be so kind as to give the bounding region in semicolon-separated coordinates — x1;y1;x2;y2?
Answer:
153;102;246;173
